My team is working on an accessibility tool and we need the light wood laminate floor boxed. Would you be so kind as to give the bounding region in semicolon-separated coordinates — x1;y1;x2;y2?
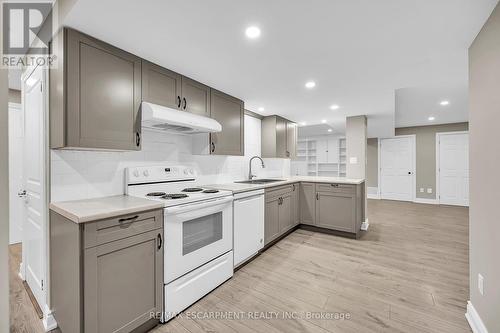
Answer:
10;200;471;333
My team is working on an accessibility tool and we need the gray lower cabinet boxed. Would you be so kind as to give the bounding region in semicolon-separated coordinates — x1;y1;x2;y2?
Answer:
314;183;365;236
50;209;164;333
50;28;142;150
264;196;280;245
292;183;300;225
316;191;356;232
264;185;295;245
261;116;297;158
210;89;244;156
300;183;316;225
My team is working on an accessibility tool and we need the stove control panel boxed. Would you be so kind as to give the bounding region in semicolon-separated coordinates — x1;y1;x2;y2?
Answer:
126;165;197;185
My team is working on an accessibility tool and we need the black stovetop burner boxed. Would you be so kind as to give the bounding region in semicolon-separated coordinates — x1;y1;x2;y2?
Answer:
182;188;204;193
146;192;167;197
202;189;219;194
162;193;189;200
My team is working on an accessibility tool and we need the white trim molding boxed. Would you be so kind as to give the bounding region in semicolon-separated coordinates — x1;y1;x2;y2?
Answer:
18;262;24;280
367;187;380;199
466;301;488;333
42;305;58;331
361;219;369;231
413;198;438;205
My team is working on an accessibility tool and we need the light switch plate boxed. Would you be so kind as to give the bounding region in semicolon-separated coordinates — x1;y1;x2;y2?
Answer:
349;157;358;164
420;188;424;193
478;274;484;295
427;188;433;194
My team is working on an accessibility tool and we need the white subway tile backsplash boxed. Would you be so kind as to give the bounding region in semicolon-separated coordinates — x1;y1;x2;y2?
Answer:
50;115;290;201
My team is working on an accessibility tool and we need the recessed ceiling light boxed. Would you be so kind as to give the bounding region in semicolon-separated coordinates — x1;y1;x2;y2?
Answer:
321;119;327;123
328;129;333;132
428;116;435;121
440;100;450;106
330;104;340;110
245;26;261;39
305;81;316;89
300;122;307;126
257;107;265;112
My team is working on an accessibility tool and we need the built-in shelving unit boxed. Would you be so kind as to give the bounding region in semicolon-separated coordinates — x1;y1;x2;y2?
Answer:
292;137;347;177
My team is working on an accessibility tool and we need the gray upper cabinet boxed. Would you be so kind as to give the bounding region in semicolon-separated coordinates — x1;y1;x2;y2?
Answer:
142;63;210;117
50;28;142;150
210;89;244;156
261;115;298;158
300;183;316;225
142;60;182;110
286;122;298;159
181;77;211;116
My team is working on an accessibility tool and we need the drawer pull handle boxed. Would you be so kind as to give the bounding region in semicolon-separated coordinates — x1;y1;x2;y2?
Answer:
157;233;163;250
118;215;139;223
331;184;339;187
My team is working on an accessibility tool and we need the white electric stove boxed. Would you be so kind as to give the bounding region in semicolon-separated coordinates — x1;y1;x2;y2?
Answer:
126;165;234;322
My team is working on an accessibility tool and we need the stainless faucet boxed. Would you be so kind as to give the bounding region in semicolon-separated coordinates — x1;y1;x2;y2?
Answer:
249;156;265;179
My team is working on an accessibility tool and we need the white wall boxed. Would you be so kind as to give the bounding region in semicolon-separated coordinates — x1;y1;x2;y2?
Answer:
51;115;290;202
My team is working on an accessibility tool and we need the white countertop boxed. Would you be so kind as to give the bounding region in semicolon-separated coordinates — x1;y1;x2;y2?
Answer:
205;176;365;194
50;195;164;224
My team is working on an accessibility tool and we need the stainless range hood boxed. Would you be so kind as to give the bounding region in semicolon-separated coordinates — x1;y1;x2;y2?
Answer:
141;102;222;134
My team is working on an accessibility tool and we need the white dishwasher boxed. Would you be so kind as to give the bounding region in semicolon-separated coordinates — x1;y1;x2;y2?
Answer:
233;189;265;268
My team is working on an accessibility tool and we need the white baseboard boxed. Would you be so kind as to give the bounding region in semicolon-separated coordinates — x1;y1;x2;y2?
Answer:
18;262;24;280
413;198;438;205
361;219;369;231
367;187;380;199
465;301;488;333
43;305;58;331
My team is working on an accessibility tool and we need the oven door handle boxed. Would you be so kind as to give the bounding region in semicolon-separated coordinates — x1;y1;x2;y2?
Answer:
164;196;233;215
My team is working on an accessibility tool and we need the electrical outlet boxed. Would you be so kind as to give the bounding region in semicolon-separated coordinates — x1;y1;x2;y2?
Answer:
420;188;424;193
427;188;433;194
478;274;484;295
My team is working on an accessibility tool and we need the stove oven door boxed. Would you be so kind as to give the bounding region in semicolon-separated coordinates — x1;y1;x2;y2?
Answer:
163;196;233;283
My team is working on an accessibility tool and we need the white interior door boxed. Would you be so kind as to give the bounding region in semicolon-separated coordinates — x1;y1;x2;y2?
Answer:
327;138;339;163
437;132;469;206
8;103;24;244
22;66;46;307
316;139;328;163
380;136;415;201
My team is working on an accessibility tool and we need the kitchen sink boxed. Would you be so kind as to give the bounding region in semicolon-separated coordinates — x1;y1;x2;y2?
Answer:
235;179;285;184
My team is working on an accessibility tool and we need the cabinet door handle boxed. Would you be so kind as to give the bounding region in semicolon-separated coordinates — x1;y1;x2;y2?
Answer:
157;233;163;250
211;142;216;153
177;96;181;108
118;215;139;223
331;184;339;188
135;132;141;147
292;184;295;191
316;193;319;200
183;97;187;110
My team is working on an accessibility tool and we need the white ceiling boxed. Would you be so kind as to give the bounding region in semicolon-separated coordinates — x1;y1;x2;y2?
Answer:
395;85;468;128
61;0;497;137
